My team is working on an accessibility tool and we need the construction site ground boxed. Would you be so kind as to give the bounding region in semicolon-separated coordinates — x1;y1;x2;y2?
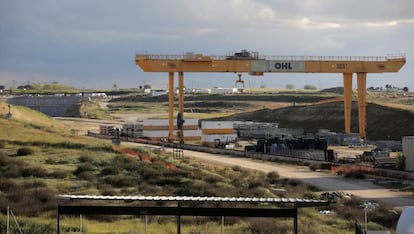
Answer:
58;116;414;209
134;142;414;208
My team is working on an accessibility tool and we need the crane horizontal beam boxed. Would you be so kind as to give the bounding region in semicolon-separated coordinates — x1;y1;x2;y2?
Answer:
135;53;405;74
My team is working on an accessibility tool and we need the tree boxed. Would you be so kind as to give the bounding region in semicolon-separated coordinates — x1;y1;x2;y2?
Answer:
403;87;409;92
286;84;295;89
304;84;317;90
143;84;151;89
113;83;117;90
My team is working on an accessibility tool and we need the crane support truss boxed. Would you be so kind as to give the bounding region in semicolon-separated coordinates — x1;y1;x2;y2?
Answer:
135;52;405;140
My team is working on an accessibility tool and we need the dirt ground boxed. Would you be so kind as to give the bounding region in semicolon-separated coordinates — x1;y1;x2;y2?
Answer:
129;142;414;208
56;110;414;209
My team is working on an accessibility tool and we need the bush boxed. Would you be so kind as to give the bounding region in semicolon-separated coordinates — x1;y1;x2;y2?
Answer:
0;178;16;192
49;170;70;179
396;153;406;171
266;171;280;184
103;175;136;187
21;166;47;177
0;141;5;149
248;180;264;189
344;170;365;179
16;147;34;156
74;162;96;176
246;218;290;234
309;164;319;171
78;155;95;163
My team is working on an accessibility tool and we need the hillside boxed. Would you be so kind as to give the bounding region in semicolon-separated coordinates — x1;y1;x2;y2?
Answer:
1;101;363;233
216;101;414;141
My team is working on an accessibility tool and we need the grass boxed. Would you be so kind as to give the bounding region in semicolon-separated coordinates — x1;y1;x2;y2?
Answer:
0;100;401;233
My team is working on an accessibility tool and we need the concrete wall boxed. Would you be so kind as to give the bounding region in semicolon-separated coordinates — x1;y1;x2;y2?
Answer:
7;96;83;117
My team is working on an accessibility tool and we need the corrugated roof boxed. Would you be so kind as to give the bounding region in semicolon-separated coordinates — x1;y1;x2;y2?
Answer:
56;195;328;205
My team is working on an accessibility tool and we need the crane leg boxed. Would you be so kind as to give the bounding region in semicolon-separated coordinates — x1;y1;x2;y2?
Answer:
357;72;367;140
168;72;175;140
343;73;353;134
178;72;185;144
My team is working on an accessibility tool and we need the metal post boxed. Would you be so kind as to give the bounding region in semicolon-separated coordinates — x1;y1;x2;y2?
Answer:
293;208;298;234
364;207;368;233
177;202;181;234
145;215;148;234
57;206;60;234
7;206;9;234
80;214;83;234
221;216;224;234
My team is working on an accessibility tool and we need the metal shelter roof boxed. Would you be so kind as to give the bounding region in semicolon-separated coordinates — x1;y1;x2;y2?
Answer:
56;195;328;207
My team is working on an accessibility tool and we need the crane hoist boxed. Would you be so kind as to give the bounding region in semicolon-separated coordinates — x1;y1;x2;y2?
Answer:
135;50;406;141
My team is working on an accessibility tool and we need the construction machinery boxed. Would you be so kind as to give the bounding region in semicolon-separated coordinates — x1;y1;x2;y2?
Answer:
135;50;406;141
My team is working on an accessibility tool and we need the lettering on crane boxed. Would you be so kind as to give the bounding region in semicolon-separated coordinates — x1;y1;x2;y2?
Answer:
274;62;293;70
250;60;305;72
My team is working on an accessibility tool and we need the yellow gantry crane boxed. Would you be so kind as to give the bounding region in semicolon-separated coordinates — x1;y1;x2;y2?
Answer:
135;50;406;141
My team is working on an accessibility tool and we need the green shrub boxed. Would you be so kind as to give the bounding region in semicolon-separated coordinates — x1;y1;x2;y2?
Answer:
79;155;95;163
16;147;34;156
266;171;280;184
49;170;69;179
77;171;96;181
74;163;96;176
100;166;119;176
309;164;319;171
246;218;290;234
103;175;136;187
21;166;47;177
248;180;264;189
0;178;16;192
396;153;406;171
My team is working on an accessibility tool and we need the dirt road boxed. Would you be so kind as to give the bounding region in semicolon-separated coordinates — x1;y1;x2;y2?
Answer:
151;144;413;208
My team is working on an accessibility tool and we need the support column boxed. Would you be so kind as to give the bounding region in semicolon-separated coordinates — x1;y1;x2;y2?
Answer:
178;72;184;144
343;73;353;134
357;72;367;140
168;72;175;140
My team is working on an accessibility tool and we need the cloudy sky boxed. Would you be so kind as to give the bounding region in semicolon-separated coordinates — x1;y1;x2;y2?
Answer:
0;0;413;90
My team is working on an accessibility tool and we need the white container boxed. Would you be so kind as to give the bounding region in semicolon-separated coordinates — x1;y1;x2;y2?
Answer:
202;121;233;129
143;130;169;138
143;130;201;139
144;119;169;126
184;130;202;137
202;133;238;143
402;136;414;171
